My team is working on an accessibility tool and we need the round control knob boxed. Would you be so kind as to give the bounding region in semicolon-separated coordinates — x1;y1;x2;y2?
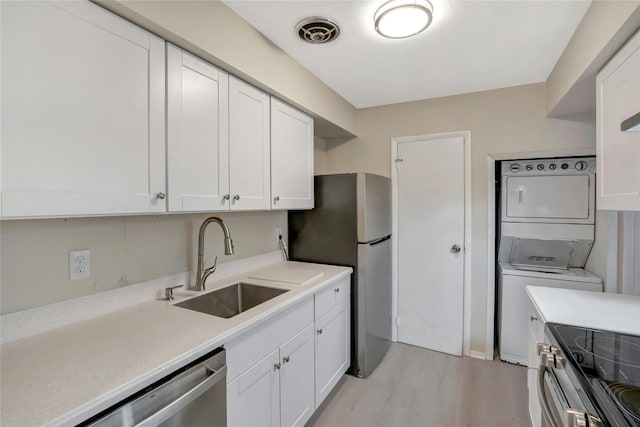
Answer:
561;163;569;170
575;161;588;171
509;163;521;173
537;164;545;171
525;164;533;171
549;164;557;170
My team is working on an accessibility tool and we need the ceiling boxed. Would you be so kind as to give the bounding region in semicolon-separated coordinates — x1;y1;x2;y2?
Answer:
222;0;591;109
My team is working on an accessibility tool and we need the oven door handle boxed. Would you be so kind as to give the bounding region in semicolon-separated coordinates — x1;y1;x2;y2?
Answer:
538;364;561;427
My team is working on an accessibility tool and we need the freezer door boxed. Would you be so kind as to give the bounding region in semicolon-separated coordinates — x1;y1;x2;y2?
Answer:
357;173;391;242
356;237;391;377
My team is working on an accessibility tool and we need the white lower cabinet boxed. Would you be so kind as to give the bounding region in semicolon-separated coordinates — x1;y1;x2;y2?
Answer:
227;325;315;427
228;349;281;427
226;297;315;427
527;300;545;427
314;300;349;408
226;277;351;427
280;325;315;427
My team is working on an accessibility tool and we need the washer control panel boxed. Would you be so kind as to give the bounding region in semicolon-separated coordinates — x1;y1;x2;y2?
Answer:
502;157;596;176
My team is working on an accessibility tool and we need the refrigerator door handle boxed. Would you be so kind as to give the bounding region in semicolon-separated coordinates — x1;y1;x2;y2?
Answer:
360;235;391;246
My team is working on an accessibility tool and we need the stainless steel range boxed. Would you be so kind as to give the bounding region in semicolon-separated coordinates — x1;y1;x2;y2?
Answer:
539;323;640;426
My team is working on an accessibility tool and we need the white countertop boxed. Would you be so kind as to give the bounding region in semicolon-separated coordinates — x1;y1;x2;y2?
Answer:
0;261;351;426
526;286;640;335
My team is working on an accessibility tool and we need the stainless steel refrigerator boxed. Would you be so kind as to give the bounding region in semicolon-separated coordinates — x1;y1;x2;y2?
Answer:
288;173;391;377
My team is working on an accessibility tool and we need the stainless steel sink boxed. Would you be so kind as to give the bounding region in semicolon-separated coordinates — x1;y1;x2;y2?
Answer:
175;282;289;318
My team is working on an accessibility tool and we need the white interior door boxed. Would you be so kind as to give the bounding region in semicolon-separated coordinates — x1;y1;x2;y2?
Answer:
397;136;465;356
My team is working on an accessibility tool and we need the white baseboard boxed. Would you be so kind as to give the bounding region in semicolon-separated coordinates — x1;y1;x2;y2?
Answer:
470;350;487;360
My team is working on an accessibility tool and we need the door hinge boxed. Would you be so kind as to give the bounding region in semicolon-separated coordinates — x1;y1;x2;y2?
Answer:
395;158;404;171
395;316;400;327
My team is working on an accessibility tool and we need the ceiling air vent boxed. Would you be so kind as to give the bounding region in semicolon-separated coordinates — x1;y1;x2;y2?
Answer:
296;17;340;44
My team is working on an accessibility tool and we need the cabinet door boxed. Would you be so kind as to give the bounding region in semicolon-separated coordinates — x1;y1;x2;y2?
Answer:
280;324;315;427
0;1;166;217
227;349;281;427
229;76;271;210
166;44;230;212
597;31;640;211
314;300;349;408
270;98;314;210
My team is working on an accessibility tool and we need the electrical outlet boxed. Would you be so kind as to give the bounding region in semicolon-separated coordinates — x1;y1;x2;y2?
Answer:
275;227;282;241
69;249;91;280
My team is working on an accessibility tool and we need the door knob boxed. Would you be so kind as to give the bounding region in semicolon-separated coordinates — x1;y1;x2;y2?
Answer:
450;244;461;254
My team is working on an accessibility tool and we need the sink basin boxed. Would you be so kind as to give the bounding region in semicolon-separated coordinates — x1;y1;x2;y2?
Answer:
175;282;289;318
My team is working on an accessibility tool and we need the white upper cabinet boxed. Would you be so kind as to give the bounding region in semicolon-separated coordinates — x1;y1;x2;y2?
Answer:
597;30;640;211
229;76;271;210
270;98;314;210
0;1;166;217
166;44;230;212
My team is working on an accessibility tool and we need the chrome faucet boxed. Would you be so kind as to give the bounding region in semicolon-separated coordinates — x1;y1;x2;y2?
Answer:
194;217;235;291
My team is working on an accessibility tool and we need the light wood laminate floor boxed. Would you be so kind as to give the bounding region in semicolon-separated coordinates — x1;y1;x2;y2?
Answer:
311;343;529;427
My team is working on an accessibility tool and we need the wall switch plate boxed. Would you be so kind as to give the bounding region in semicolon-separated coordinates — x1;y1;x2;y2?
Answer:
69;249;90;280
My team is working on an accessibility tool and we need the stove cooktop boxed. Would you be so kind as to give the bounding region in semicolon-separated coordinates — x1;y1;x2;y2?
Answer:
548;323;640;426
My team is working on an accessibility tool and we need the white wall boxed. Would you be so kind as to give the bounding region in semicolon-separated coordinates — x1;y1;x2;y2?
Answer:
324;83;598;354
0;211;287;314
314;137;327;175
546;1;640;116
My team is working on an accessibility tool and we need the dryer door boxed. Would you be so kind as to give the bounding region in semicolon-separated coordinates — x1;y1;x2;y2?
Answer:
502;175;594;224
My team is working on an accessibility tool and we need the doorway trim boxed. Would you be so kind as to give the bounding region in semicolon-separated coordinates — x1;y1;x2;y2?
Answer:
485;147;597;361
390;130;472;356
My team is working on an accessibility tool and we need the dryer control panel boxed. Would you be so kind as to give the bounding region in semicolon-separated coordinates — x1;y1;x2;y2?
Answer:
502;157;596;176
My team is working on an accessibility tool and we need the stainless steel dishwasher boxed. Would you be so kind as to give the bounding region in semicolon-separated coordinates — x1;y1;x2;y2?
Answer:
83;348;226;427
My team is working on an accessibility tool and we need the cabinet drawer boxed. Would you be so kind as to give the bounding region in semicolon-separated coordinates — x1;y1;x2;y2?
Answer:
226;296;313;381
314;277;349;320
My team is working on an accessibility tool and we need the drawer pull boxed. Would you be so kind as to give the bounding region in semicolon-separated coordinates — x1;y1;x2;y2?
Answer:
334;288;340;293
274;363;281;370
317;328;323;335
283;356;290;363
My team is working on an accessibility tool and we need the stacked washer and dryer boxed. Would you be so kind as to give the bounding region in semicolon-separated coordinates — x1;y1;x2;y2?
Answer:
497;156;603;365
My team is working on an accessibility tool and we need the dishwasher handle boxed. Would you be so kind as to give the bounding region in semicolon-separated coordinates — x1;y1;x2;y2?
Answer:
136;364;227;427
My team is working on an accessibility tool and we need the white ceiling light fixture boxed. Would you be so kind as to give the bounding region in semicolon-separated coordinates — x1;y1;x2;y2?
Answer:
374;0;433;39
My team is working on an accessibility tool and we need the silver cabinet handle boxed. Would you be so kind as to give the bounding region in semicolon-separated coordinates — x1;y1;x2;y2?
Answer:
283;356;290;364
317;329;323;335
274;363;281;370
156;192;166;200
223;194;230;200
274;196;280;203
530;315;538;322
233;195;240;201
450;244;461;254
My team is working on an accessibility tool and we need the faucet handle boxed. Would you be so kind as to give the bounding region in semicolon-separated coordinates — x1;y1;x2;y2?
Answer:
164;284;183;301
201;256;218;290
